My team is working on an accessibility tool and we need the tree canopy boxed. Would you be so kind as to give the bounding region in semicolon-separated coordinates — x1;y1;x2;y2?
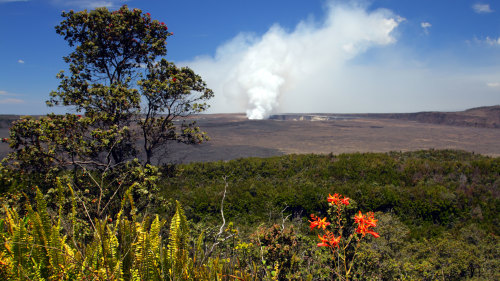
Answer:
6;5;213;173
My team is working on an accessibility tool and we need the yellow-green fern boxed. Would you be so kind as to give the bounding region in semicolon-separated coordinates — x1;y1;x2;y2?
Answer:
167;200;190;279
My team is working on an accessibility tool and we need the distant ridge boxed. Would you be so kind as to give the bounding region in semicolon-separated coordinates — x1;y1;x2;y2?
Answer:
1;106;499;128
270;105;500;128
362;105;500;128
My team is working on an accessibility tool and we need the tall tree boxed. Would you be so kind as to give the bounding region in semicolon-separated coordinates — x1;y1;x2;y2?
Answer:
139;59;212;165
7;5;213;173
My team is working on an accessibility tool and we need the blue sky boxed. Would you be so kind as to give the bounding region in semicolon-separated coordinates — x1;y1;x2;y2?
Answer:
0;0;499;117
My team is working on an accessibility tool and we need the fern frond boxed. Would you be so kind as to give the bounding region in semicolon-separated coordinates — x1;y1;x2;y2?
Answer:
167;200;188;261
167;200;190;279
149;215;163;259
47;224;64;277
194;230;205;265
11;212;32;278
26;191;51;276
34;187;52;243
106;223;123;280
67;183;78;238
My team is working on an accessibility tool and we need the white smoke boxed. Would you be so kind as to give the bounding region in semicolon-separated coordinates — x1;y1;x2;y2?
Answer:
186;2;403;119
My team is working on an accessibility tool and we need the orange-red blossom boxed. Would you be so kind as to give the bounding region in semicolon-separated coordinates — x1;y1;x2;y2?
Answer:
317;231;341;248
311;193;380;250
327;193;350;206
354;211;380;238
309;214;331;230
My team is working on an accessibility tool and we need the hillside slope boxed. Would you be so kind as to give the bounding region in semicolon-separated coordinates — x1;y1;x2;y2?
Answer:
370;105;500;128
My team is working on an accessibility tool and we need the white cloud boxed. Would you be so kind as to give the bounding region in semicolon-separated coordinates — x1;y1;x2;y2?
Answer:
51;0;126;9
487;82;500;87
0;98;24;104
0;89;22;96
421;22;431;28
473;3;494;14
486;37;500;45
421;22;432;34
480;36;500;46
17;59;24;64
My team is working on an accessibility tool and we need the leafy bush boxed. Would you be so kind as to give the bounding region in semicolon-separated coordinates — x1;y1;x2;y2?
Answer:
1;149;498;280
161;150;499;237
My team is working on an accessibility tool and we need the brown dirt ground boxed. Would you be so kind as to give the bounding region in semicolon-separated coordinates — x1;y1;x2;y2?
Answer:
164;113;500;163
1;113;499;163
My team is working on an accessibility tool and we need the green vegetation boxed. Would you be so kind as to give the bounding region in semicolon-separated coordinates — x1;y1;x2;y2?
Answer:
162;150;499;236
5;4;212;178
0;4;498;280
1;4;212;238
0;150;499;280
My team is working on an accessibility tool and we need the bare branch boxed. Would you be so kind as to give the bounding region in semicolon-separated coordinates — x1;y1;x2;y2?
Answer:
280;204;291;231
202;176;235;263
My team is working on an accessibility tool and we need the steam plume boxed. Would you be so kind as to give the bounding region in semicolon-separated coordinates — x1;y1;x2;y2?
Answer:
187;2;403;119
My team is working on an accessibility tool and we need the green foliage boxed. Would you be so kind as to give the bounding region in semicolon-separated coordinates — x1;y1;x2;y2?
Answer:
162;150;499;237
138;59;213;164
251;224;301;280
0;186;233;280
0;0;496;278
167;200;190;278
4;4;213;188
347;213;500;280
1;149;499;280
1;188;77;280
3;1;497;280
6;114;93;174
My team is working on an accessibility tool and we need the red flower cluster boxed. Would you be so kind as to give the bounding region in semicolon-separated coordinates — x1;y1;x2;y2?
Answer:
309;214;330;230
308;193;381;278
309;213;341;249
310;193;380;252
354;211;379;238
317;232;341;248
327;193;350;206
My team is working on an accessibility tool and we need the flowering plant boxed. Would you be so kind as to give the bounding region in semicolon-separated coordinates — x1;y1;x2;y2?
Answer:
309;193;379;280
